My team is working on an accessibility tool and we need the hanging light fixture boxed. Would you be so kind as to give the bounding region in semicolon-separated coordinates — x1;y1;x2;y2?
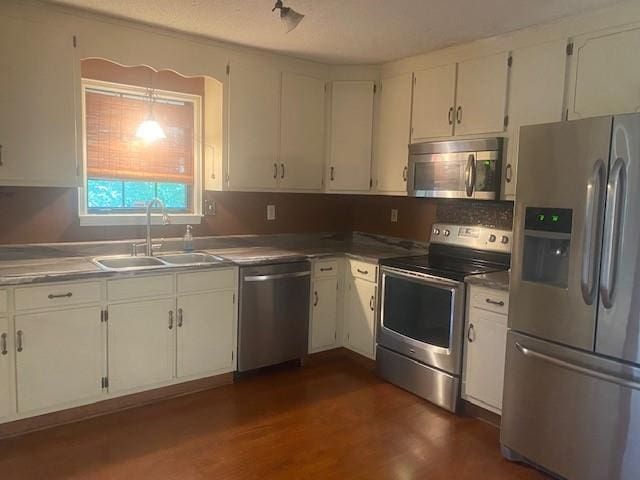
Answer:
136;79;166;143
272;0;305;33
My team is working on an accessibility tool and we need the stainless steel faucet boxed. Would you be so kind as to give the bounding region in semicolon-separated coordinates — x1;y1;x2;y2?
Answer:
145;198;170;256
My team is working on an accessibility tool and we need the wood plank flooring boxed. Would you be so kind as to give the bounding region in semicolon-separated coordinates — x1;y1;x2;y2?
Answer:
0;350;547;479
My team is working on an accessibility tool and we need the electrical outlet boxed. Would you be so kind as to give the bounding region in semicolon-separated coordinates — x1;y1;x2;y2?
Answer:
204;199;216;216
391;209;398;223
267;205;276;221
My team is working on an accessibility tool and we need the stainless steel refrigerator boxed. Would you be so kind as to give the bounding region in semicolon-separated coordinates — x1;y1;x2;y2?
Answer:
502;114;640;480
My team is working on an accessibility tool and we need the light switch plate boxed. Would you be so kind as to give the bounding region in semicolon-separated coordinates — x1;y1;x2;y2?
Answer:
204;199;216;216
391;209;398;223
267;205;276;221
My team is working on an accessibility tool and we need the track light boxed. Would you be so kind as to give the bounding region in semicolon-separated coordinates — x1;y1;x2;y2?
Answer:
272;0;305;33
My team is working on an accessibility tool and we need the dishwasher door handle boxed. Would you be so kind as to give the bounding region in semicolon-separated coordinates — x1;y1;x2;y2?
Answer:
243;271;311;282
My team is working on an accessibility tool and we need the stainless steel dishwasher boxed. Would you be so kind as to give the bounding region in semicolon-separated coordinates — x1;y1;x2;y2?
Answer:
237;261;311;372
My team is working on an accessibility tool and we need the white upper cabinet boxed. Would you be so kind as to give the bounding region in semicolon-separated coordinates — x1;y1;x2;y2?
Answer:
411;64;457;140
228;61;281;191
279;72;325;191
503;40;567;199
0;14;77;187
568;26;640;119
455;52;510;136
374;73;413;194
327;81;374;192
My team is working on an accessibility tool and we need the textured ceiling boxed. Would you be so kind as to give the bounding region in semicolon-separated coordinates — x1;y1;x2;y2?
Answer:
46;0;627;64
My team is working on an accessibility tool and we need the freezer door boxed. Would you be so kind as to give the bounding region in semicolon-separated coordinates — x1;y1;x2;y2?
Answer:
509;116;612;351
501;331;640;480
597;113;640;364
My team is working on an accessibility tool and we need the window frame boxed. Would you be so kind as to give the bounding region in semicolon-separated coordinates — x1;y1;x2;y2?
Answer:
78;78;203;226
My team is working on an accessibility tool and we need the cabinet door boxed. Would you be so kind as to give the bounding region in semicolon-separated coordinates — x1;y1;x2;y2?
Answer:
455;52;509;136
177;290;235;378
228;61;280;190
504;40;567;200
569;26;640;119
280;72;325;191
0;316;12;419
328;81;374;192
411;64;456;140
344;277;376;359
108;298;175;393
0;14;77;187
464;308;507;412
310;276;339;352
374;73;413;194
15;307;103;414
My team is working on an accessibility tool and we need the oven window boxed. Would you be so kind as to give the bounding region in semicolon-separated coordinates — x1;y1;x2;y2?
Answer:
383;275;453;348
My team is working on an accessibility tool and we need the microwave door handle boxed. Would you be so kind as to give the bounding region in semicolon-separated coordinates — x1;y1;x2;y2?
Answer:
581;159;606;305
600;157;626;309
465;154;475;197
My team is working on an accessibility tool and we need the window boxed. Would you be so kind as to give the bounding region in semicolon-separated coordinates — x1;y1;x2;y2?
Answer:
79;77;202;225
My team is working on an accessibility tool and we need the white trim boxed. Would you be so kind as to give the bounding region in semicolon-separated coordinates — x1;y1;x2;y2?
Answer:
78;78;203;224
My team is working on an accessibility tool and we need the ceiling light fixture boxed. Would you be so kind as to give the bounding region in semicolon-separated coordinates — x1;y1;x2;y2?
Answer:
136;83;166;143
272;0;305;33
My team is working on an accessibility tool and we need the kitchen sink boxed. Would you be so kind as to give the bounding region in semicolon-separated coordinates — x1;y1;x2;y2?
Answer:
93;256;167;271
157;252;226;266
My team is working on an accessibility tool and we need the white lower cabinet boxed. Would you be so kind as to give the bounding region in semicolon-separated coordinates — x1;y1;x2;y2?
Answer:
15;306;104;414
310;276;339;353
0;316;13;419
463;286;508;414
343;272;377;360
108;298;176;394
177;290;235;378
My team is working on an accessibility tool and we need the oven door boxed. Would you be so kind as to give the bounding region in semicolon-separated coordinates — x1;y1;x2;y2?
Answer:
378;267;466;375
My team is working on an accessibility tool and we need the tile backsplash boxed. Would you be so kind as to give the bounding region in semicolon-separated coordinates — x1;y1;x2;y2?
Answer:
435;200;514;230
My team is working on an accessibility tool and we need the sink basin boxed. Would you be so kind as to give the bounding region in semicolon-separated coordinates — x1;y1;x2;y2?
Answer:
93;256;167;271
157;252;225;266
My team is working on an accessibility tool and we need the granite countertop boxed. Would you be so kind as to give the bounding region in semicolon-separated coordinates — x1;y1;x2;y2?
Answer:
465;270;510;291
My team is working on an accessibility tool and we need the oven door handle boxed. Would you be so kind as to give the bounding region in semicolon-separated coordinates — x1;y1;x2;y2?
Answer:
381;267;463;290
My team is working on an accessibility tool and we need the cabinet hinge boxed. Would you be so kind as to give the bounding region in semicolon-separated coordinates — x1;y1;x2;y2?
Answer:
369;179;373;189
373;84;377;94
507;55;513;68
503;115;509;128
231;350;234;361
232;293;236;304
226;63;230;75
73;35;77;48
101;376;109;389
566;42;574;56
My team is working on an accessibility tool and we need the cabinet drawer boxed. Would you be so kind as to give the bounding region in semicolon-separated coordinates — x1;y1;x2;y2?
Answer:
349;259;377;282
177;268;236;294
108;275;174;301
14;281;101;310
314;259;339;278
0;290;6;313
469;286;509;315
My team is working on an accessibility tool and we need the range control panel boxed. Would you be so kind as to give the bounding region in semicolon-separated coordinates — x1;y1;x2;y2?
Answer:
430;223;512;253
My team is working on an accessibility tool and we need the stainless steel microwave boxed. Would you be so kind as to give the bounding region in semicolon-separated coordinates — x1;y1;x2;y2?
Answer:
407;138;503;200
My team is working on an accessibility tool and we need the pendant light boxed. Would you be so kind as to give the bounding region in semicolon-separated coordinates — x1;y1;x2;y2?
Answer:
136;72;166;143
272;0;305;33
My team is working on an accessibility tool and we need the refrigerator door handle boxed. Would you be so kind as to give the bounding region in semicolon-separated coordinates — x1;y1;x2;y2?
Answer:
581;159;606;305
515;342;640;391
600;157;626;309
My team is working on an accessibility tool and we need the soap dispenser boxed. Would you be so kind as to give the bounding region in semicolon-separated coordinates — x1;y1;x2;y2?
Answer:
183;225;194;252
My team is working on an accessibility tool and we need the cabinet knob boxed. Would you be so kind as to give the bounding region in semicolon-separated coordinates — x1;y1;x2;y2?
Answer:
467;323;475;342
369;295;375;311
505;164;513;183
0;144;3;166
402;166;407;182
273;163;278;179
313;291;318;307
456;106;462;124
280;163;285;179
177;308;183;327
448;107;454;125
168;311;174;330
16;330;23;352
330;166;335;182
0;333;7;356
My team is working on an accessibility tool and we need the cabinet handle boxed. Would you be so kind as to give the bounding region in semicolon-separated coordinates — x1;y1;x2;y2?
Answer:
0;333;7;355
357;268;369;275
273;163;278;179
0;144;3;166
280;163;285;179
330;166;335;182
16;330;23;352
168;311;174;330
485;298;505;307
177;308;183;327
505;164;513;183
402;166;407;182
456;106;462;124
313;291;318;307
48;292;73;300
467;323;476;343
448;107;454;125
370;295;375;311
319;267;333;272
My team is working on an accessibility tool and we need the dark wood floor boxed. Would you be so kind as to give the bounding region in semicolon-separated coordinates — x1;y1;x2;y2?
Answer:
0;350;546;479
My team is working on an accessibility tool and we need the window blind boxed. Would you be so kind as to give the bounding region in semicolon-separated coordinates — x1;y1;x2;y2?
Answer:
85;89;195;184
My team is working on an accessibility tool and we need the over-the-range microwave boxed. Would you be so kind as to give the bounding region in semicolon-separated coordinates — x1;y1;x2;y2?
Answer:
407;138;503;200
